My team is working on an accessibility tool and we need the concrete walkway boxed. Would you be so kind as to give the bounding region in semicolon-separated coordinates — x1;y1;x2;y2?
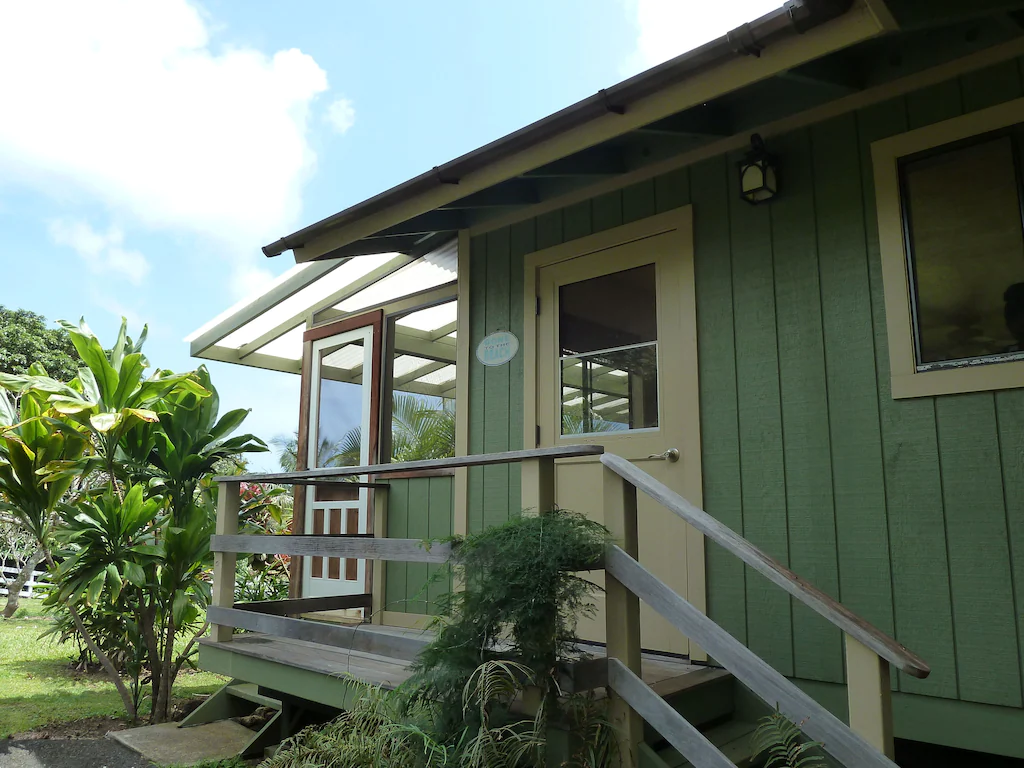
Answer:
0;740;151;768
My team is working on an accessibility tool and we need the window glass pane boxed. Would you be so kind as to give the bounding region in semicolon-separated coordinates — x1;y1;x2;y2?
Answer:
385;302;457;461
559;265;659;435
314;338;364;469
559;265;657;355
902;135;1024;366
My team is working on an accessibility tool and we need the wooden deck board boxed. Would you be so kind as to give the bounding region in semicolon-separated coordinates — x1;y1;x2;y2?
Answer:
199;624;699;695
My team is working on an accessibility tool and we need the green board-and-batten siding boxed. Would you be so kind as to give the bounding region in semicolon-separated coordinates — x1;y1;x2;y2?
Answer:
382;476;453;616
463;61;1024;715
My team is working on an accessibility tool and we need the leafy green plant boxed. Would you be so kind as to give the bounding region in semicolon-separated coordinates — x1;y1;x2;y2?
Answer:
0;319;267;723
751;708;827;768
264;681;448;768
167;758;252;768
0;306;79;381
409;509;609;749
263;511;615;768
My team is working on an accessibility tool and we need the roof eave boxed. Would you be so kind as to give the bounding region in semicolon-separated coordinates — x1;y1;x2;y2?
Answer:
264;0;870;261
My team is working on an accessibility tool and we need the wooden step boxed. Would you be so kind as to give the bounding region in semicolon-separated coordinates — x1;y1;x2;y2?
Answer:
642;666;735;745
655;718;758;768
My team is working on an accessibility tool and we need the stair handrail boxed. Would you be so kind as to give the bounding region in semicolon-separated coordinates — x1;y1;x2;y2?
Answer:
600;453;929;679
604;544;899;768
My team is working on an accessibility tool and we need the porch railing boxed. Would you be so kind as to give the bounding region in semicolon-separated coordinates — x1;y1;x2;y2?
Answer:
208;445;928;768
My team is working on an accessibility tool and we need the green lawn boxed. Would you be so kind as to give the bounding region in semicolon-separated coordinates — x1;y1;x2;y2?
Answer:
0;599;226;737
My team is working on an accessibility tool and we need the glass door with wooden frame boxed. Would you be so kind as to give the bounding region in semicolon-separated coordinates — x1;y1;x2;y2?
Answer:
302;322;378;599
534;216;703;656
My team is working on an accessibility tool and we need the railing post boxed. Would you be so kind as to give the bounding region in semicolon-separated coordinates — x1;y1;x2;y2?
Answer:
845;634;894;758
371;485;389;624
211;479;240;643
604;466;643;768
521;456;555;514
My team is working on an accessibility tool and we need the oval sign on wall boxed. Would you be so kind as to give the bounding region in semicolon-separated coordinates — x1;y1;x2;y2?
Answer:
476;330;519;367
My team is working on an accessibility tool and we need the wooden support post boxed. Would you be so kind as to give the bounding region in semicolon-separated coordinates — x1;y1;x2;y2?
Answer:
211;480;240;643
371;485;389;624
604;467;643;768
845;634;894;758
521;456;555;514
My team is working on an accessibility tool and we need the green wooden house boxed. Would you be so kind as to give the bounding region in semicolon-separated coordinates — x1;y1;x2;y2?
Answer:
188;1;1024;763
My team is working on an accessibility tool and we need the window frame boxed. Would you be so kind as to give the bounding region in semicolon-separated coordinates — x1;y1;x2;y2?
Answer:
872;96;1024;398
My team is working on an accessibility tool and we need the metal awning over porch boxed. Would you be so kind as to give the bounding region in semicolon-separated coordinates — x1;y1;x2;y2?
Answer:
185;241;458;398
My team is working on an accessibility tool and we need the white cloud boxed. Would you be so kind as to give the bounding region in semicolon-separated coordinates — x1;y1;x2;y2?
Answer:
50;219;150;285
624;0;785;73
0;0;329;252
326;97;357;135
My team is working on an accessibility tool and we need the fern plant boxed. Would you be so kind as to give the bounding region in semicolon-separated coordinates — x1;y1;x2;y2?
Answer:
751;708;827;768
407;508;610;742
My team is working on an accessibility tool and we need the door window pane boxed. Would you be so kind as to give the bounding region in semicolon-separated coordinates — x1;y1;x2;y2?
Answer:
559;264;659;434
314;338;365;469
901;134;1024;367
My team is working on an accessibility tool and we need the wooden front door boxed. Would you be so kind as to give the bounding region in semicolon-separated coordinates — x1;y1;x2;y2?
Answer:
531;209;704;656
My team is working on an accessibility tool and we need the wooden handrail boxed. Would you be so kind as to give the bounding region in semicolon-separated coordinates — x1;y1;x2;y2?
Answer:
606;659;733;768
600;453;929;679
215;445;604;484
234;594;373;615
211;534;453;563
605;546;899;768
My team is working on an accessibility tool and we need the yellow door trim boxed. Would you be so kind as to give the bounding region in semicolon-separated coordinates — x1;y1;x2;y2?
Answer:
522;208;707;654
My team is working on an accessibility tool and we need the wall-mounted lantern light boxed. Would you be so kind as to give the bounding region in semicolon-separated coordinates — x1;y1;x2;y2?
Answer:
738;133;778;205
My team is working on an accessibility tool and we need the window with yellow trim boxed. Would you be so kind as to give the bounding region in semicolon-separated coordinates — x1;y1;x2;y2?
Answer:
873;98;1024;398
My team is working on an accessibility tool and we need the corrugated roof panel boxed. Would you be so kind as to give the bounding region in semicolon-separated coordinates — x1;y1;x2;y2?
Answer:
396;300;457;333
337;257;456;313
253;325;305;360
416;364;457;387
219;253;397;349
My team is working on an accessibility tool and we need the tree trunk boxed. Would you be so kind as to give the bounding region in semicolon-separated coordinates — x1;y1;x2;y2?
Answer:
139;602;162;719
45;553;138;721
3;548;44;619
152;612;176;723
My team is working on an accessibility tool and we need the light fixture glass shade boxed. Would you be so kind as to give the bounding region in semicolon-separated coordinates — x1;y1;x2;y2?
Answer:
737;134;778;205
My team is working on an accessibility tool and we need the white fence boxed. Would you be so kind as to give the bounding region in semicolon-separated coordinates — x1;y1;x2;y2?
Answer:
0;564;46;598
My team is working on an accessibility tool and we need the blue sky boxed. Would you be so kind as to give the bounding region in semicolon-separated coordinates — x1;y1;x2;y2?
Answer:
0;0;779;471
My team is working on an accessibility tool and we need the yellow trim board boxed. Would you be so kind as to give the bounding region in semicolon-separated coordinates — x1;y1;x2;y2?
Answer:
453;229;471;538
872;96;1024;398
295;5;885;262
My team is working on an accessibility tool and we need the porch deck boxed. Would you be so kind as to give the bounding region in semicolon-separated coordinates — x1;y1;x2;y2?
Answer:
198;623;700;709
